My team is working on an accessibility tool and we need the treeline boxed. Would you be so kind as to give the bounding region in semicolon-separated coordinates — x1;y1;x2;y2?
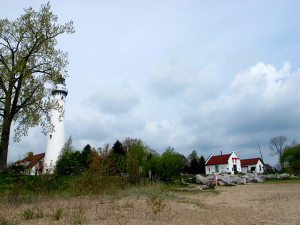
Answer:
54;137;205;183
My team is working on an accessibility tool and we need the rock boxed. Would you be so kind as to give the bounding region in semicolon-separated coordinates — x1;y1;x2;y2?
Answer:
218;181;225;186
236;177;247;185
207;174;215;180
195;174;210;185
253;176;264;182
229;175;240;184
219;174;232;184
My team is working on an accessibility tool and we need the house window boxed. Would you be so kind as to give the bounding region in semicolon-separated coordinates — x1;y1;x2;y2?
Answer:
50;135;52;139
259;165;262;171
215;165;219;172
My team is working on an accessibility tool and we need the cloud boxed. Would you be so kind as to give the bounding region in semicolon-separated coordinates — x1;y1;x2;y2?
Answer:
148;55;223;99
66;110;145;150
85;87;140;115
182;62;300;158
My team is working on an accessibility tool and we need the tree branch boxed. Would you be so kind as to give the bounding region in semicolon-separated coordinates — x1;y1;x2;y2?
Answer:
14;83;42;115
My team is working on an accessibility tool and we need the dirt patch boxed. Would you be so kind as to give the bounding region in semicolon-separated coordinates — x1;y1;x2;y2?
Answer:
1;182;300;224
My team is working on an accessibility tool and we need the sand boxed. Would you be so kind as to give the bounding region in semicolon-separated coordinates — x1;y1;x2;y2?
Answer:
1;182;300;225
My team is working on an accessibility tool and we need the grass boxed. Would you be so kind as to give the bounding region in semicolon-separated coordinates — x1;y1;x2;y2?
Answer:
0;174;216;224
52;208;63;220
175;197;206;208
22;208;35;220
0;217;16;225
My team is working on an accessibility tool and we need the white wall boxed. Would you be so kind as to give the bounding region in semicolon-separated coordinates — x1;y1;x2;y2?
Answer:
242;160;264;173
227;152;242;174
205;164;231;174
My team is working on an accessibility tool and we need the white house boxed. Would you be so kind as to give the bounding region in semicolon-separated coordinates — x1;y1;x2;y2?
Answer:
205;151;242;174
15;153;45;175
240;158;264;173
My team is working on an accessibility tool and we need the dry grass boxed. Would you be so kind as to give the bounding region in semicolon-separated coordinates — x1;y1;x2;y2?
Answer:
1;180;299;224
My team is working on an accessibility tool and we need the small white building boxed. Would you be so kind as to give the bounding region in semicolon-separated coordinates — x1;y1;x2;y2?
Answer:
240;158;264;173
205;151;242;174
15;153;45;175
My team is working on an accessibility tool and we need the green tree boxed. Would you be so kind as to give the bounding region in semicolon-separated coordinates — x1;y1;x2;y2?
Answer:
144;151;161;181
112;140;125;156
126;141;148;184
280;144;300;172
54;137;82;175
158;146;183;181
0;3;74;173
269;136;287;170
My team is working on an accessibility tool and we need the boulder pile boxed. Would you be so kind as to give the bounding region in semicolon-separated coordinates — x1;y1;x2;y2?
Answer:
190;173;297;186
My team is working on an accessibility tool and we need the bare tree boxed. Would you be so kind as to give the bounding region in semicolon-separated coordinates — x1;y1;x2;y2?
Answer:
269;136;287;170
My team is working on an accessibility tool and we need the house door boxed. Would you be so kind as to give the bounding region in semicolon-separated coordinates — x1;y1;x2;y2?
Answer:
233;165;237;173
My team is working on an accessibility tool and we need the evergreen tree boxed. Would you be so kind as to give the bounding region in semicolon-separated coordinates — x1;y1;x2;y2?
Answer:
112;140;125;156
80;144;93;170
188;150;201;174
199;156;206;174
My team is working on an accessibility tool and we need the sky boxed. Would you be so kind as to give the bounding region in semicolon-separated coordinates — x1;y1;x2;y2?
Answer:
2;0;300;166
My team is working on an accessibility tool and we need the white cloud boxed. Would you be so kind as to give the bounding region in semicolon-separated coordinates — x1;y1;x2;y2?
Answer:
144;119;171;133
85;88;140;115
148;56;223;99
183;62;300;159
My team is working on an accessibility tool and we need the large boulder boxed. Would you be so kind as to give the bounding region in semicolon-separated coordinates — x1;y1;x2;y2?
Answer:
236;177;247;185
218;181;225;186
228;175;240;184
253;175;264;182
206;174;216;180
218;174;232;184
195;174;210;185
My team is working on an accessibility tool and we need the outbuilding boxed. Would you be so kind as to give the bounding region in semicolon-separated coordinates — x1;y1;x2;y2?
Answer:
240;158;264;173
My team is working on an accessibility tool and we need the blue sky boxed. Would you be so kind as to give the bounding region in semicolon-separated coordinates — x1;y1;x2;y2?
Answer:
2;0;300;166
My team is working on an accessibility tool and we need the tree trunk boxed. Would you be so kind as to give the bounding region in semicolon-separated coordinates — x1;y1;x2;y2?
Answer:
0;118;12;173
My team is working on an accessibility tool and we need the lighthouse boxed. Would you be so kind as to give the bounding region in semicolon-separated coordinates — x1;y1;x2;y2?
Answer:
44;76;68;173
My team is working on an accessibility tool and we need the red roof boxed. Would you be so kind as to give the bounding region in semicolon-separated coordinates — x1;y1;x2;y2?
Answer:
15;153;45;168
205;153;231;165
240;158;262;165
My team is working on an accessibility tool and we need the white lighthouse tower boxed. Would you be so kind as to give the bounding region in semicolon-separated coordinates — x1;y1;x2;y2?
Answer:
44;76;68;173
